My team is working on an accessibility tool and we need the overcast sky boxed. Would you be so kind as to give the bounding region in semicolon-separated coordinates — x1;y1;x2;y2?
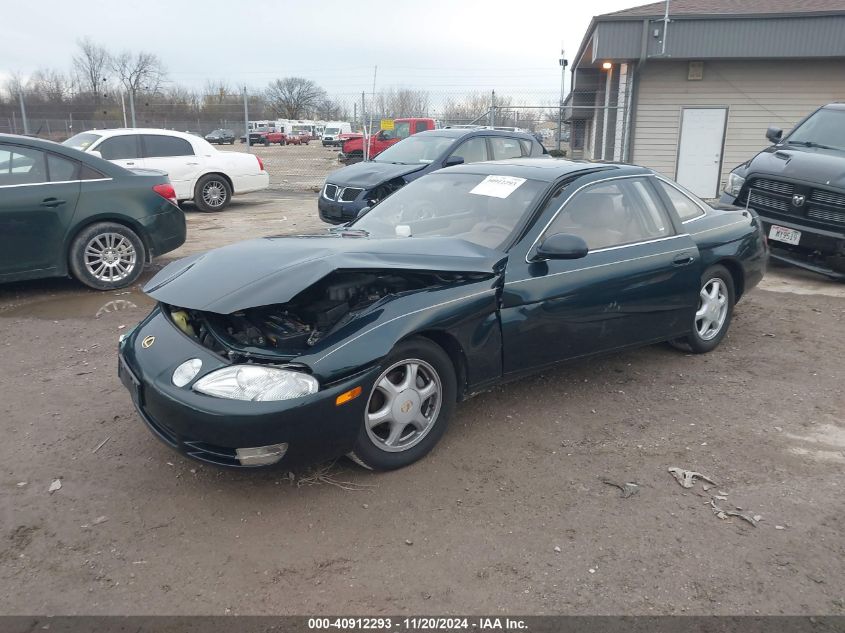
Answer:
3;0;643;100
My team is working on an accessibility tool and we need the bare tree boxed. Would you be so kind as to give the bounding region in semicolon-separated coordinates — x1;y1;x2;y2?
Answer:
29;68;72;103
110;50;166;96
265;77;326;119
72;38;111;102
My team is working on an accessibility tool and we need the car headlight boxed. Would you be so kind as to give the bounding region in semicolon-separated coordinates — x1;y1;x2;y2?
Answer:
193;365;319;401
725;172;745;197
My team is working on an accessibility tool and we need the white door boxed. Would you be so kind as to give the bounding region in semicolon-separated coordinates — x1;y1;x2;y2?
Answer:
141;134;204;200
676;107;727;198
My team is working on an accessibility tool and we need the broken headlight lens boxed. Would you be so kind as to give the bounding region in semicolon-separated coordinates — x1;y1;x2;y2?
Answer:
193;365;319;401
725;172;745;197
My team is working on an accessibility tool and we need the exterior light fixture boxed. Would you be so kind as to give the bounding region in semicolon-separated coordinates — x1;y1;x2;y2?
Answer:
602;62;613;70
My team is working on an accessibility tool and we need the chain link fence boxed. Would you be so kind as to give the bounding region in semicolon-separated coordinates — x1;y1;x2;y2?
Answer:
1;88;630;191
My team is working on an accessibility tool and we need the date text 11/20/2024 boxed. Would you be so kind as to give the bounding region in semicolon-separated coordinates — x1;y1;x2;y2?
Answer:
307;617;528;630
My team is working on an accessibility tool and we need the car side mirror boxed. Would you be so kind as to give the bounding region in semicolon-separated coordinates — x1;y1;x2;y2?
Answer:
90;150;103;159
443;155;464;168
356;206;371;219
766;126;783;144
534;233;589;260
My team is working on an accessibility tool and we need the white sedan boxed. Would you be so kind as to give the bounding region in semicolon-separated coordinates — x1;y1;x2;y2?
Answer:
63;129;269;212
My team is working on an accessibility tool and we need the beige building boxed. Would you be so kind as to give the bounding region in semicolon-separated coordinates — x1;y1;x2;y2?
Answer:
565;0;845;198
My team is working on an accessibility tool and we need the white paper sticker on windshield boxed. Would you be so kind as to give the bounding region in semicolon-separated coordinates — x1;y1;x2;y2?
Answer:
469;175;527;199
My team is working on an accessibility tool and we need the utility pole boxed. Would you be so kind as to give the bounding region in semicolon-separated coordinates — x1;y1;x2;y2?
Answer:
367;65;377;162
128;88;137;128
121;92;128;127
361;91;367;160
558;48;568;152
18;89;29;135
489;90;496;127
243;86;251;150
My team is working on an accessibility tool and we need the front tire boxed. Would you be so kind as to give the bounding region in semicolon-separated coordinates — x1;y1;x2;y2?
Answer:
194;174;232;212
680;265;735;353
349;337;456;470
69;222;145;290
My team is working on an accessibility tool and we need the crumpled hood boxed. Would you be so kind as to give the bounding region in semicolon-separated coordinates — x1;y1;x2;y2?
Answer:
325;161;427;189
144;235;507;313
749;145;845;188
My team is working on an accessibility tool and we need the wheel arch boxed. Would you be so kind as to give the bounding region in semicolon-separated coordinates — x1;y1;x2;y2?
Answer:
65;215;152;273
404;329;468;401
711;257;745;301
193;171;234;198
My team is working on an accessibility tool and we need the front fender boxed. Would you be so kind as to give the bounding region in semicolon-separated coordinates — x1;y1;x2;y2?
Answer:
298;279;502;391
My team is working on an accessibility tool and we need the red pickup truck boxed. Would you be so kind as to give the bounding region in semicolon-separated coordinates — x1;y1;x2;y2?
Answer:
339;118;436;163
248;127;287;146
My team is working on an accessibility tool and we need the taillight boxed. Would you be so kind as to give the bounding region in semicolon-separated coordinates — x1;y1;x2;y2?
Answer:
153;183;178;206
256;156;265;171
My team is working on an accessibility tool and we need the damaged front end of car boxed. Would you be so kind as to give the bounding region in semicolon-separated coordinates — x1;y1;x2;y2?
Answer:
160;268;489;364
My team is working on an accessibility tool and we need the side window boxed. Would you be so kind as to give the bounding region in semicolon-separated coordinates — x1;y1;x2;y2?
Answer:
518;139;532;157
656;179;706;221
490;137;523;160
143;135;194;158
47;154;79;182
0;144;48;185
450;137;488;164
79;164;106;180
98;136;140;160
544;178;673;250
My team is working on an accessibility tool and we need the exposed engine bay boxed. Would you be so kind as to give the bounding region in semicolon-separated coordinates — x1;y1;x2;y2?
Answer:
164;270;483;358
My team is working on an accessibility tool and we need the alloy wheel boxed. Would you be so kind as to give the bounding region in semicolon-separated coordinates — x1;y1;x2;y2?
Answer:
696;277;728;341
84;233;137;283
365;359;442;452
201;180;227;208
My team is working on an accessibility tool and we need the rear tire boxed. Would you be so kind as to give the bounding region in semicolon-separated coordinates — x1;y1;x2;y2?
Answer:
348;337;456;471
679;265;735;354
194;174;232;212
69;222;145;291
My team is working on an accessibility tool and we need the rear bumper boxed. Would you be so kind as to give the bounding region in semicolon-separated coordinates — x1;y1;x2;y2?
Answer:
232;172;270;195
139;207;186;258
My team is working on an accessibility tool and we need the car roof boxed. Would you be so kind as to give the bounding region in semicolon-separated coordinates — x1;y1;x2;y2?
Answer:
0;133;127;177
442;158;651;182
0;133;68;151
415;128;539;141
75;128;202;141
822;103;845;110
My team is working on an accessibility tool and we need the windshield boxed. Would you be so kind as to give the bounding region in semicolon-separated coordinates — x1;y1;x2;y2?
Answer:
325;127;340;135
373;135;454;164
787;108;845;150
63;132;101;151
350;172;546;250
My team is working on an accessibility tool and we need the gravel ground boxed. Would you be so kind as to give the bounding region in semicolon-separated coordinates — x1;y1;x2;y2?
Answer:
1;193;843;615
218;141;343;191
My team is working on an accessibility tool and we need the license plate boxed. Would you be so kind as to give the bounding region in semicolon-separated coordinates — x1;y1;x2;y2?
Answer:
769;225;801;245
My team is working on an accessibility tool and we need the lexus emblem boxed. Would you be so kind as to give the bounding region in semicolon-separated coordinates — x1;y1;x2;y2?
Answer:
141;335;156;349
401;401;413;414
792;194;806;207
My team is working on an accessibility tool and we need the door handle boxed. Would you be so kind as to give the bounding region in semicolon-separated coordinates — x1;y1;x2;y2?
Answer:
40;198;66;208
187;162;199;165
673;254;695;266
125;161;135;166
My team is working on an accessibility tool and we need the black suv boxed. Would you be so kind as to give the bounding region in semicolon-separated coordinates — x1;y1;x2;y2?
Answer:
204;129;235;145
721;104;845;279
318;128;546;224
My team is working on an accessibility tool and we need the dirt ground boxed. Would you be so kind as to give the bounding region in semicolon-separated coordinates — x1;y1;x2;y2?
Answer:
219;140;343;190
1;192;844;616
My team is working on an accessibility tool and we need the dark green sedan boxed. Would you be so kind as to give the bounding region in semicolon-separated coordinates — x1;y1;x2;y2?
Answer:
0;133;186;290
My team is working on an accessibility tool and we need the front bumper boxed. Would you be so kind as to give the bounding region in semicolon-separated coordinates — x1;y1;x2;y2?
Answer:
118;308;380;468
317;191;368;224
722;192;845;279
